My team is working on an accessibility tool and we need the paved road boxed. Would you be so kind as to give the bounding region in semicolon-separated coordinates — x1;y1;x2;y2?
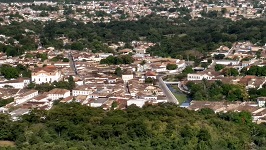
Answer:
68;52;78;75
157;76;179;105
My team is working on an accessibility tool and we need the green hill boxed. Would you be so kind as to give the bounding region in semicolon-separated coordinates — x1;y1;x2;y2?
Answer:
1;103;266;150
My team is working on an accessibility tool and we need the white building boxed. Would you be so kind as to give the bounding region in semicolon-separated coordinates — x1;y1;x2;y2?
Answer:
122;73;134;82
31;93;49;103
31;65;61;84
187;72;217;81
9;108;30;121
0;78;30;89
176;59;186;69
14;90;38;104
72;85;93;96
257;97;266;107
90;98;108;107
215;60;239;66
48;88;71;101
127;99;149;108
98;53;113;59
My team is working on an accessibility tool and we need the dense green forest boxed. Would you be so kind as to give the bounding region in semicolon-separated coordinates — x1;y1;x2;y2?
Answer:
0;103;266;149
1;15;265;57
186;80;249;101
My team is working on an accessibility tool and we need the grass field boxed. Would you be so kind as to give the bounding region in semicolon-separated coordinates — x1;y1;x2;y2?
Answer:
173;92;187;104
170;85;188;104
0;141;15;147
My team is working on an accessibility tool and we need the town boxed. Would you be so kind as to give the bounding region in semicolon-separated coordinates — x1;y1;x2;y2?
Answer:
0;39;265;124
0;0;266;149
0;0;265;124
0;0;265;25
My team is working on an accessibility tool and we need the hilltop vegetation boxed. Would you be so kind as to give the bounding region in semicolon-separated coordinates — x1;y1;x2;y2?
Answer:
0;103;266;149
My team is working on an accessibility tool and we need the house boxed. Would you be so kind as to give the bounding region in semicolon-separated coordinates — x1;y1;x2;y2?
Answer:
75;95;89;104
156;95;168;103
145;71;156;79
122;71;134;82
48;88;71;101
72;85;93;96
127;99;149;107
257;97;266;107
134;47;146;54
0;88;20;99
89;98;108;107
31;93;49;103
60;96;74;103
176;59;186;69
215;60;239;66
31;65;61;84
119;49;132;55
187;70;220;81
9;108;30;121
14;90;38;104
0;78;30;89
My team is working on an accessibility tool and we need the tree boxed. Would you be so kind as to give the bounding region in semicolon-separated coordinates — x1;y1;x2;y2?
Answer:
166;64;177;70
63;58;69;62
214;64;225;71
214;54;225;60
223;68;239;76
145;77;154;84
0;65;19;79
221;8;227;15
39;11;49;17
68;76;75;90
115;67;122;77
182;66;194;74
111;101;118;109
140;60;146;66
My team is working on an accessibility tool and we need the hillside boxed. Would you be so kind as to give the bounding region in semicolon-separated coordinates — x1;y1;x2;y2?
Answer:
0;103;266;149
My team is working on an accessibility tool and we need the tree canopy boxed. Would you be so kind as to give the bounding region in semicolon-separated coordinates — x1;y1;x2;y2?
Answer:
0;103;265;149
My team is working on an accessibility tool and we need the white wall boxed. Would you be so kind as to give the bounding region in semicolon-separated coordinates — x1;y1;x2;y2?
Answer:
32;72;61;84
15;91;38;104
48;91;70;101
72;90;91;96
127;99;148;108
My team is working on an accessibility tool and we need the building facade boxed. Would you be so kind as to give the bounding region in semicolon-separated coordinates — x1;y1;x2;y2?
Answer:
31;65;61;84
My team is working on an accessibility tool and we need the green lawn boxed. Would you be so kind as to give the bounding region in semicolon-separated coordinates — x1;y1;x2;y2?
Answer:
171;85;188;104
173;93;187;104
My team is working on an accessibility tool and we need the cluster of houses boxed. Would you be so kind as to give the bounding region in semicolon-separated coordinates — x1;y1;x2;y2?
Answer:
187;98;266;124
1;39;266;122
0;44;189;120
180;41;266;123
1;0;264;25
187;42;266;85
0;0;178;24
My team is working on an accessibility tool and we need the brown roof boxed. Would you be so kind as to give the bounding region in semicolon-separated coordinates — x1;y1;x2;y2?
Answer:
146;71;156;76
258;97;266;101
33;94;48;101
60;96;73;103
33;65;57;73
48;88;69;95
